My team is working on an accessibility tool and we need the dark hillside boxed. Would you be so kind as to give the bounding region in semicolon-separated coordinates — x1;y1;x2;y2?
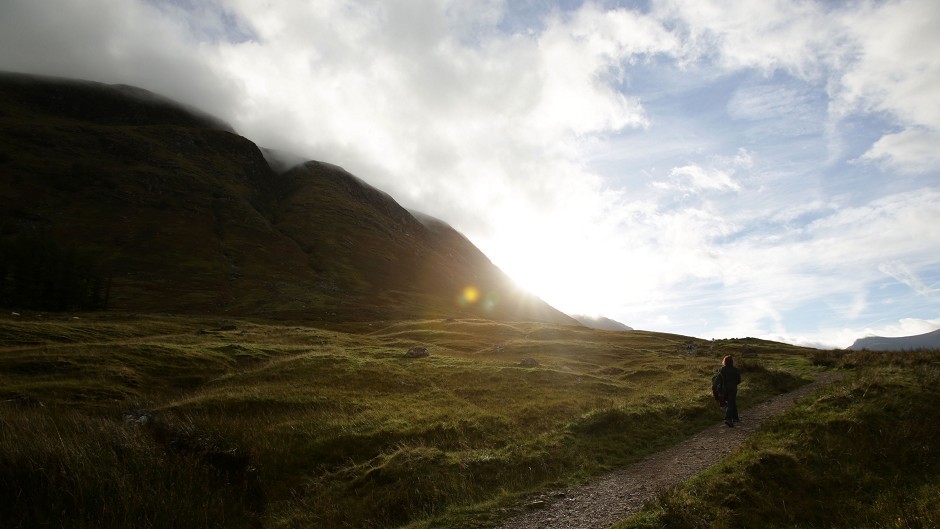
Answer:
271;161;576;323
0;72;575;324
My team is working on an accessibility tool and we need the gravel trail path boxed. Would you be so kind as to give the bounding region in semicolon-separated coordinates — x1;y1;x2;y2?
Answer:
496;372;844;529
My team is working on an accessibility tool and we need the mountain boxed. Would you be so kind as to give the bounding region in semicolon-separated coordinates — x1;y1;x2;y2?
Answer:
0;71;577;325
847;328;940;351
572;314;633;331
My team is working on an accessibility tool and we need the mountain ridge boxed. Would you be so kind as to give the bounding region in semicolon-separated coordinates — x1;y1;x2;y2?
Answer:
572;314;634;332
0;71;577;325
847;328;940;351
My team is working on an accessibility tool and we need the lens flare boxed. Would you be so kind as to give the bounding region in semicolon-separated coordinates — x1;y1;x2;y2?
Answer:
458;285;480;307
482;291;499;312
456;285;500;311
464;286;479;303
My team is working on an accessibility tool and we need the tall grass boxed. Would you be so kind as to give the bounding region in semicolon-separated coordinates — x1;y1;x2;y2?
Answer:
0;314;815;528
0;407;262;528
615;349;940;529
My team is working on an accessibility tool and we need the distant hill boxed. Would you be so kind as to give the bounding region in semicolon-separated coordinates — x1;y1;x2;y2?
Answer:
0;71;578;325
847;329;940;351
572;314;633;331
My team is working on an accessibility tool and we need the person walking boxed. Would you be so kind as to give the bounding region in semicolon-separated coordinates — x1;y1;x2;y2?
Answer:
720;355;741;427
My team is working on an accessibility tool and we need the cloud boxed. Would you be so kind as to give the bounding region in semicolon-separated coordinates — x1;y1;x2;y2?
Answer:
532;4;673;135
656;164;741;193
834;0;940;129
623;186;940;346
145;0;257;44
737;189;940;299
732;148;753;169
878;261;935;297
860;127;940;174
205;2;683;226
726;83;823;138
780;315;940;350
660;0;940;174
0;0;245;119
830;0;940;172
799;190;940;268
653;0;836;76
833;318;940;347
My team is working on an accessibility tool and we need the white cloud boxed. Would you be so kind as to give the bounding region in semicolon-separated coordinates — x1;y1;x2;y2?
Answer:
654;0;836;76
660;0;940;174
860;127;940;174
657;164;741;193
798;190;940;269
860;317;940;338
531;5;675;136
878;261;935;297
832;0;940;172
147;0;256;44
799;317;940;349
738;190;940;299
773;314;940;350
208;2;681;226
0;0;243;120
732;148;753;169
726;83;823;139
834;0;940;129
624;186;940;346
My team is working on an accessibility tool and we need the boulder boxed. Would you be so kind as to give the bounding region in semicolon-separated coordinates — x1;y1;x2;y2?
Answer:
404;347;429;358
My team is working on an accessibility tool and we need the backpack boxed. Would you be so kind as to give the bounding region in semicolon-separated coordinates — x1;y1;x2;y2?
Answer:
711;370;727;408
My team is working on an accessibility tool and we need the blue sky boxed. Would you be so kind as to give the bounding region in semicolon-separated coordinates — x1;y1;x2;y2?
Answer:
2;0;938;348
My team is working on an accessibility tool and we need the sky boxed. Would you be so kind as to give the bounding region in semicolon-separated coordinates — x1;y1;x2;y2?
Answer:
2;0;939;348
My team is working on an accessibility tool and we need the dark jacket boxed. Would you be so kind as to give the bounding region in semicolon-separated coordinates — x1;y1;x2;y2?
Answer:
719;365;741;390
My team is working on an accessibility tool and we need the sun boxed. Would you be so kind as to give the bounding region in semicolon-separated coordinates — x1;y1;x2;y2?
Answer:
469;206;653;319
488;238;622;317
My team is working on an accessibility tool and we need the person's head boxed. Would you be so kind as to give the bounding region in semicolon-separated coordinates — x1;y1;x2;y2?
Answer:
722;355;734;367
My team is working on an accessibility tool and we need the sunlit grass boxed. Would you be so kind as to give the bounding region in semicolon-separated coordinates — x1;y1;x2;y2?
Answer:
0;313;816;528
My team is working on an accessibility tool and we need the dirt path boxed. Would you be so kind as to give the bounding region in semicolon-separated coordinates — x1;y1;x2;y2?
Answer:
496;372;845;529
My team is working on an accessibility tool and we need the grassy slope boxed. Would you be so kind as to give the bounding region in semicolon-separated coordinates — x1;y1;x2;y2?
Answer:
0;313;815;529
614;349;940;529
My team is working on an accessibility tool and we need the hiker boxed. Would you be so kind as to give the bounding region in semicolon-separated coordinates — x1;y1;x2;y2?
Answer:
720;355;741;427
